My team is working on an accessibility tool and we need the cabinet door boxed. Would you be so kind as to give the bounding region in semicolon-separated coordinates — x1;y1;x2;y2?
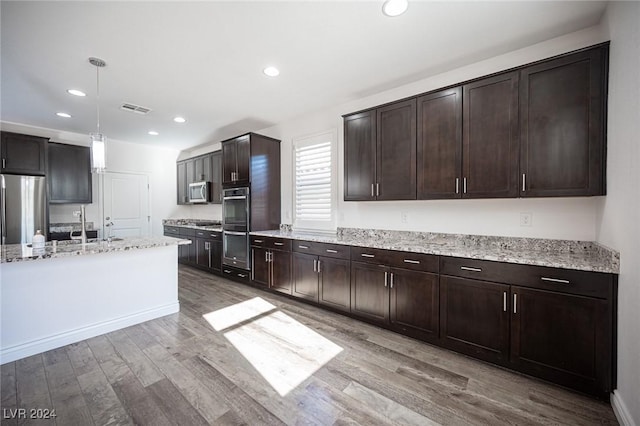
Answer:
417;88;462;199
271;250;292;295
177;161;187;204
510;286;610;397
186;159;196;186
344;110;376;201
520;48;606;197
463;72;519;198
350;261;388;323
179;237;195;264
235;135;251;183
210;240;222;273
440;276;510;365
390;268;439;342
194;155;211;182
210;151;222;204
292;252;319;302
195;238;210;269
319;257;350;312
221;140;237;185
376;99;417;200
1;132;47;175
251;247;270;287
48;143;92;204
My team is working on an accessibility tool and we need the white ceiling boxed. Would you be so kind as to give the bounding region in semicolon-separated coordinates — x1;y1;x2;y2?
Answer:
1;1;607;151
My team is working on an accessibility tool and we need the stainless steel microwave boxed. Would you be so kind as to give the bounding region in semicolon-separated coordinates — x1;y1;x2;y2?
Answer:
188;181;211;203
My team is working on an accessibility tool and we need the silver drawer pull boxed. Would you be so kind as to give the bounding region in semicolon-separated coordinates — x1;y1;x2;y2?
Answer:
274;242;284;246
254;239;263;243
326;249;338;253
541;277;570;284
460;266;482;272
361;254;375;258
298;245;309;249
238;274;247;278
403;259;420;264
223;269;232;274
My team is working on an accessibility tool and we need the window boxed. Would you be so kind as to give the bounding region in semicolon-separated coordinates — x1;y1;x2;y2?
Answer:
293;130;336;232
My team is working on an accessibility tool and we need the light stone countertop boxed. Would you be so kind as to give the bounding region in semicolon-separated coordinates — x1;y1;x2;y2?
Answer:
1;236;191;264
163;219;222;231
250;227;620;274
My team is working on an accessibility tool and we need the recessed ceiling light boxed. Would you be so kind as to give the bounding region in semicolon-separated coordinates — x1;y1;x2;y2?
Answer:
263;66;280;77
382;0;408;17
56;112;72;118
148;131;159;136
67;89;86;97
173;116;186;123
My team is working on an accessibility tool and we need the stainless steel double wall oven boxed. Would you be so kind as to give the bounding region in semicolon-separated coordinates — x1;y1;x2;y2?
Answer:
222;187;250;269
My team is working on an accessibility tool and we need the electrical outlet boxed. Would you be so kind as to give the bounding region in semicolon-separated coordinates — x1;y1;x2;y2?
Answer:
401;212;408;224
520;212;532;227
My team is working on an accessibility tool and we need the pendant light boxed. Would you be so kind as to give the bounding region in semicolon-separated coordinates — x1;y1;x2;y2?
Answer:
89;57;107;173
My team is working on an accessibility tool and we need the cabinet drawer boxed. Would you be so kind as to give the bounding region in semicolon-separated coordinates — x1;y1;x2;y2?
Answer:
293;240;350;259
440;256;612;299
195;230;221;240
350;246;438;273
178;227;196;237
250;235;291;251
164;226;180;236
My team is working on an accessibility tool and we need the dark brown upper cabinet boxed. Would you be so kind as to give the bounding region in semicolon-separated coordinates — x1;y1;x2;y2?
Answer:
210;151;222;204
344;110;376;200
222;134;250;185
520;47;607;197
417;88;462;199
463;71;520;198
177;160;188;205
48;143;92;204
176;151;222;205
343;99;416;201
1;132;48;176
376;99;417;200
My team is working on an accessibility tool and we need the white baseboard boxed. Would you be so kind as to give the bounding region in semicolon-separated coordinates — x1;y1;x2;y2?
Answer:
612;390;637;426
0;302;179;365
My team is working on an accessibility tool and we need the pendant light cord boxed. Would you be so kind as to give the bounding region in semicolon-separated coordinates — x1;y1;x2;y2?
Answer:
96;64;100;134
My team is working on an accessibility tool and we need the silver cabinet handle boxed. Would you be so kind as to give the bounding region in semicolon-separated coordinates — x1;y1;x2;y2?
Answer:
254;239;263;243
298;245;309;249
326;249;338;253
455;178;459;194
460;266;482;272
522;173;526;192
265;251;269;262
384;271;388;287
274;242;284;246
541;277;570;284
463;177;467;194
252;249;255;280
270;252;273;262
390;273;394;289
1;158;5;169
313;259;317;272
238;273;247;278
513;293;517;314
361;253;375;258
223;269;232;274
225;231;246;236
317;260;321;273
503;292;507;312
371;184;374;197
376;183;380;197
403;259;420;264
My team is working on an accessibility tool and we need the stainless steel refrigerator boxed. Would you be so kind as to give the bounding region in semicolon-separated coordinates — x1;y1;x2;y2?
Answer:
1;174;47;245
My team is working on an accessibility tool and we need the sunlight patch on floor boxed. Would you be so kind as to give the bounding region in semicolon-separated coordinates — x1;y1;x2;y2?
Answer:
203;297;343;396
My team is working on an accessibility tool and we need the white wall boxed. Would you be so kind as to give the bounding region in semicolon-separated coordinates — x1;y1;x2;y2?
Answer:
257;25;608;241
597;2;640;424
0;122;194;236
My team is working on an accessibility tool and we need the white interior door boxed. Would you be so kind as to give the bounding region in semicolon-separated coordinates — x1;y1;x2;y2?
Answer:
103;172;150;238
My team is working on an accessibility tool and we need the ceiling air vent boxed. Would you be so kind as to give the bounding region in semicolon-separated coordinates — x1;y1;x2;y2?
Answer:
120;103;152;115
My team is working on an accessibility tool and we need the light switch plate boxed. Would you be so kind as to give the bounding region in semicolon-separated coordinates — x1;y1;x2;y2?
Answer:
520;212;532;227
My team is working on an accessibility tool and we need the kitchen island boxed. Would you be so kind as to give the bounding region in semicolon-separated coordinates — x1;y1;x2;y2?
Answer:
0;236;190;364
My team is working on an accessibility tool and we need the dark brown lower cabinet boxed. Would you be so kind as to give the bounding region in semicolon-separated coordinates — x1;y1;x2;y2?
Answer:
178;236;195;264
389;268;439;342
350;261;389;323
318;257;350;312
252;246;291;294
195;237;222;273
292;252;319;301
510;286;610;397
440;276;510;365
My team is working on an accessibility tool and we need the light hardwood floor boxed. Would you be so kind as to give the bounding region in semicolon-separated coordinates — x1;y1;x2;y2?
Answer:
0;266;618;425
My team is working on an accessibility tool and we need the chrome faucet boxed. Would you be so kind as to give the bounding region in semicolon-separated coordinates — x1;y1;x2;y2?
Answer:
70;205;88;244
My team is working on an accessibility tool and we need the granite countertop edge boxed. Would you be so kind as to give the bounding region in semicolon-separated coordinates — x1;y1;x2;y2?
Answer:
248;229;620;275
2;236;191;264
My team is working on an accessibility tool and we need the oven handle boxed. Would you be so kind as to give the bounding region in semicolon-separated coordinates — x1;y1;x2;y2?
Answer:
223;196;247;200
224;231;247;236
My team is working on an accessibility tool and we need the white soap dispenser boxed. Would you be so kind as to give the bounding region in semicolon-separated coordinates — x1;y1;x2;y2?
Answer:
32;230;46;249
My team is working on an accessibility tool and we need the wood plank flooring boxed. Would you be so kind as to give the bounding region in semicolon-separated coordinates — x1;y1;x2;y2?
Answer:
0;265;619;425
